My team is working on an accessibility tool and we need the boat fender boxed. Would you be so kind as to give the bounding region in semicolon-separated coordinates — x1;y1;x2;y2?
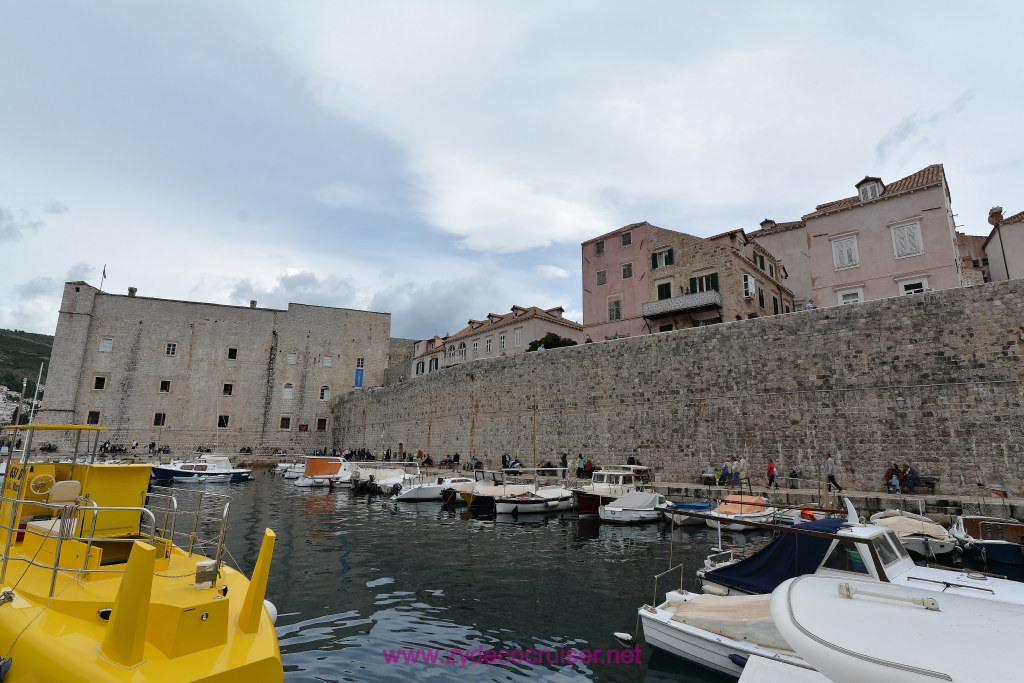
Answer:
728;654;749;668
0;657;11;680
263;599;278;625
702;583;729;597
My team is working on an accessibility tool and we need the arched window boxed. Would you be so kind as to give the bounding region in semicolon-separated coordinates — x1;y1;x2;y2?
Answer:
320;386;330;400
283;383;294;400
449;346;456;359
458;342;467;360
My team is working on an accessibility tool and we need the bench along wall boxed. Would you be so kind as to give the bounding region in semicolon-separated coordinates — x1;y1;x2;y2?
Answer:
332;279;1024;496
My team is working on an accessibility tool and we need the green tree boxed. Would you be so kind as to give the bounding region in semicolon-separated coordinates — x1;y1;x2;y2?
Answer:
526;332;578;352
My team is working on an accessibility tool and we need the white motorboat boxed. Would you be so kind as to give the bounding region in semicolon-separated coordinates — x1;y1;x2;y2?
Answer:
494;485;574;515
282;463;304;480
772;574;1024;683
638;588;811;678
704;495;778;531
738;656;831;683
455;469;537;510
868;509;959;558
351;464;412;493
660;500;715;525
598;491;667;524
394;475;475;501
571;464;654;517
295;455;352;488
150;454;251;482
950;514;1024;565
695;502;1024;607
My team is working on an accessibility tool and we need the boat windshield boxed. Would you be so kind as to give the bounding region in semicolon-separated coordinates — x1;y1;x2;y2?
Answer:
882;530;910;561
871;534;900;566
821;539;870;575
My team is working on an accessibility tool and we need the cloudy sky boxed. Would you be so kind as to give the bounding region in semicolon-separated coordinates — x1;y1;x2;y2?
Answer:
2;1;1021;339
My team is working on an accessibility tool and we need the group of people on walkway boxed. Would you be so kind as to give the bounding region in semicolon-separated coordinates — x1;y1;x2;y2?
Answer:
885;463;921;493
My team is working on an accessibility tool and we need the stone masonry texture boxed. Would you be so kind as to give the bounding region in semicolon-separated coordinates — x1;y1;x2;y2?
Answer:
332;279;1024;496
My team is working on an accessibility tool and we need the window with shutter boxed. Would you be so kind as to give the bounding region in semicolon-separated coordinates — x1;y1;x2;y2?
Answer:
596;270;607;286
831;235;859;270
608;300;622;321
657;282;672;300
890;219;924;259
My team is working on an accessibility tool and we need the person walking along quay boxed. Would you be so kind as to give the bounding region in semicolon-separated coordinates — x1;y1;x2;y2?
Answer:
825;454;842;493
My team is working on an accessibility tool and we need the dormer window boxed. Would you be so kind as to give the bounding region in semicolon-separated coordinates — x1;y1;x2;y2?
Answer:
856;176;883;202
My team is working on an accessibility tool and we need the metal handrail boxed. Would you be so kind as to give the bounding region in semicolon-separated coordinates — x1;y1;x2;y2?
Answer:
649;563;687;608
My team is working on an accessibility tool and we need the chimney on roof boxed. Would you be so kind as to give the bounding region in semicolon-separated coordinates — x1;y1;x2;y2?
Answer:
127;287;137;297
989;207;1004;226
760;219;776;230
249;300;257;308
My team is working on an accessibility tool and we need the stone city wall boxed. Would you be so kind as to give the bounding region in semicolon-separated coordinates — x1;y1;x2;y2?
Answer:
332;279;1024;496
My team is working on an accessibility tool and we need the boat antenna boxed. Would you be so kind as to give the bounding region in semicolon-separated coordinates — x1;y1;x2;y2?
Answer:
532;391;538;490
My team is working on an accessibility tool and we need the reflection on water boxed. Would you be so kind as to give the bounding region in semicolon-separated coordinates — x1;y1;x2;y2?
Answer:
192;474;765;682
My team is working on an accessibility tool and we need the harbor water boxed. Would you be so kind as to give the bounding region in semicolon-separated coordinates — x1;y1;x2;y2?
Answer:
212;471;766;682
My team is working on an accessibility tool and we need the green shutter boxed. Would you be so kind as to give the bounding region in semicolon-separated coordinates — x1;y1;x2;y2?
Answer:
667;248;674;265
652;253;658;269
710;273;719;291
689;277;697;294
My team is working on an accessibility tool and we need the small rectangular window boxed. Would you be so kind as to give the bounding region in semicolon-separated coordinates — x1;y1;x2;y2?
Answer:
279;417;291;430
785;304;791;313
217;415;230;428
320;386;331;400
287;353;297;364
651;249;674;269
499;334;506;350
754;253;766;271
159;380;170;393
595;240;605;255
608;299;622;322
153;412;166;427
515;329;522;347
227;347;238;360
472;341;479;357
621;232;632;247
659;324;673;332
773;296;780;315
657;282;672;300
891;219;924;259
622;263;633;279
769;263;775;278
100;338;113;352
93;376;106;390
323;355;332;367
742;274;756;299
316;418;328;432
356;358;364;369
283;384;294;400
485;338;492;353
222;383;233;396
758;288;765;309
86;410;101;425
165;342;177;356
596;269;607;286
832;234;859;270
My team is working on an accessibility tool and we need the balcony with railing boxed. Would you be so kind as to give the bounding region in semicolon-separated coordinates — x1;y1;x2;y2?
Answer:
642;289;723;318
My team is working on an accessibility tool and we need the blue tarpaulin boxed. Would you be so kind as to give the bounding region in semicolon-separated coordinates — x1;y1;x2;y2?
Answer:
704;518;847;594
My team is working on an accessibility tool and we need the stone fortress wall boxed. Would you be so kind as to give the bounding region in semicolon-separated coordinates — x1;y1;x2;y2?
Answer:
39;282;392;452
332;279;1024;496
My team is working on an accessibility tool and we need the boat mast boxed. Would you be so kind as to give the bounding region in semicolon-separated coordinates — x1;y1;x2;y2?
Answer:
533;391;538;489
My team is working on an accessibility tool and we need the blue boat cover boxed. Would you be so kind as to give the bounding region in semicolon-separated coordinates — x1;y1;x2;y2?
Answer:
704;518;847;594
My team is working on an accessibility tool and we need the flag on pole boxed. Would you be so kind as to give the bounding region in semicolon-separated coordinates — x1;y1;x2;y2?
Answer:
102;264;107;279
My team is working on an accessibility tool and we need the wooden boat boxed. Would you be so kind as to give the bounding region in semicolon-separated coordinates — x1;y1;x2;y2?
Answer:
704;495;777;531
0;424;282;682
571;465;654;517
772;575;1024;682
598;491;668;524
661;500;714;525
494;485;574;515
295;455;352;488
950;515;1024;565
868;509;959;558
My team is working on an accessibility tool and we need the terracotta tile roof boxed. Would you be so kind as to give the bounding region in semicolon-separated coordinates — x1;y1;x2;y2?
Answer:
747;220;806;238
706;228;746;242
802;164;945;219
583;221;654;245
412;306;581;359
1002;210;1024;225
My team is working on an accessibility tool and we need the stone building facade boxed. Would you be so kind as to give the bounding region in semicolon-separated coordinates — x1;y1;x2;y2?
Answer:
332;279;1024;496
581;222;653;340
984;207;1024;282
409;305;584;378
643;225;795;329
39;282;392;452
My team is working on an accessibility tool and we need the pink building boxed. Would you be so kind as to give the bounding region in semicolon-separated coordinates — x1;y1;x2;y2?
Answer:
751;165;963;307
983;207;1024;281
580;222;653;340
